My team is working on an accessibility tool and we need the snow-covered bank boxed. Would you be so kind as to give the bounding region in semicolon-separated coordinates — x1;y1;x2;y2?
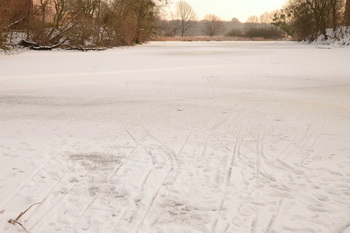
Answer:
1;41;350;233
310;27;350;48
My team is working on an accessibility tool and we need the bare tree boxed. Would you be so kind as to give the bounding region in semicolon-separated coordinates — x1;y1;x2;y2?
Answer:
246;15;259;24
260;12;274;24
160;19;181;36
202;14;225;37
327;0;345;31
174;1;197;37
1;0;168;50
246;15;259;30
273;0;346;40
0;0;32;49
345;0;350;25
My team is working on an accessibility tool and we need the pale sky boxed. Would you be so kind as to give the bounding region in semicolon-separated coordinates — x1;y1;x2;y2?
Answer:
166;0;287;22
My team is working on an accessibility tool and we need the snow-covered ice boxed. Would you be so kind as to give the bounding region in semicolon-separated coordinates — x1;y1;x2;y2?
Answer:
1;41;350;233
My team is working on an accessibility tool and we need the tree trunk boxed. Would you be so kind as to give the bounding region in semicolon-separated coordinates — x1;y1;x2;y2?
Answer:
332;0;337;31
181;20;185;37
345;0;350;26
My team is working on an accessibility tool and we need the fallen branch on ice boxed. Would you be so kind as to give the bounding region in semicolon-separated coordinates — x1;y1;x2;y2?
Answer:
8;202;40;233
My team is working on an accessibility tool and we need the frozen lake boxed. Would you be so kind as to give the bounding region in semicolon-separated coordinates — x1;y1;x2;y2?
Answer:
1;41;350;233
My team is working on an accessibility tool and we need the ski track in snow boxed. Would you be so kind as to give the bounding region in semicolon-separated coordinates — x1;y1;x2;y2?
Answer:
1;41;350;233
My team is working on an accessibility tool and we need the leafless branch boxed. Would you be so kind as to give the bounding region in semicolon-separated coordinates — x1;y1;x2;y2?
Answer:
8;202;40;233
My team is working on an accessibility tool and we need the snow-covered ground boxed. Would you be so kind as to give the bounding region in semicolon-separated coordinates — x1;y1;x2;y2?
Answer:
0;41;350;233
312;27;350;48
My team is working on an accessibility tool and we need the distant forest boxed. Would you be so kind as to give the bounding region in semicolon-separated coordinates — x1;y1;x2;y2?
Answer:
159;18;285;39
1;0;350;51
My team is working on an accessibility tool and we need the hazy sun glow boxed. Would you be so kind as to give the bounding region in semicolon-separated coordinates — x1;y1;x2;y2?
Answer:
167;0;287;22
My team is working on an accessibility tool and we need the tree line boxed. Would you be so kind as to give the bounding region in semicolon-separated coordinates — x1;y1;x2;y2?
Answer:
0;0;166;50
157;0;350;40
273;0;350;40
2;0;350;51
160;1;284;39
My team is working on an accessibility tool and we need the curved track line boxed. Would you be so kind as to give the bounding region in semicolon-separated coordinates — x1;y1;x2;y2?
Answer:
131;168;173;233
212;126;246;232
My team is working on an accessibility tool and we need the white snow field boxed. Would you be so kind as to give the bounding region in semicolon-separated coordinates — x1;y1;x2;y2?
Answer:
0;41;350;233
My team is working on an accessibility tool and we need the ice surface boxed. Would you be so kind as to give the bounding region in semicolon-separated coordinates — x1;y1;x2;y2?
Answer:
0;41;350;233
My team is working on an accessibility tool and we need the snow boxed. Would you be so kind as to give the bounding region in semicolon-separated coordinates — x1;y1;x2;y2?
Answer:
0;41;350;233
311;27;350;48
